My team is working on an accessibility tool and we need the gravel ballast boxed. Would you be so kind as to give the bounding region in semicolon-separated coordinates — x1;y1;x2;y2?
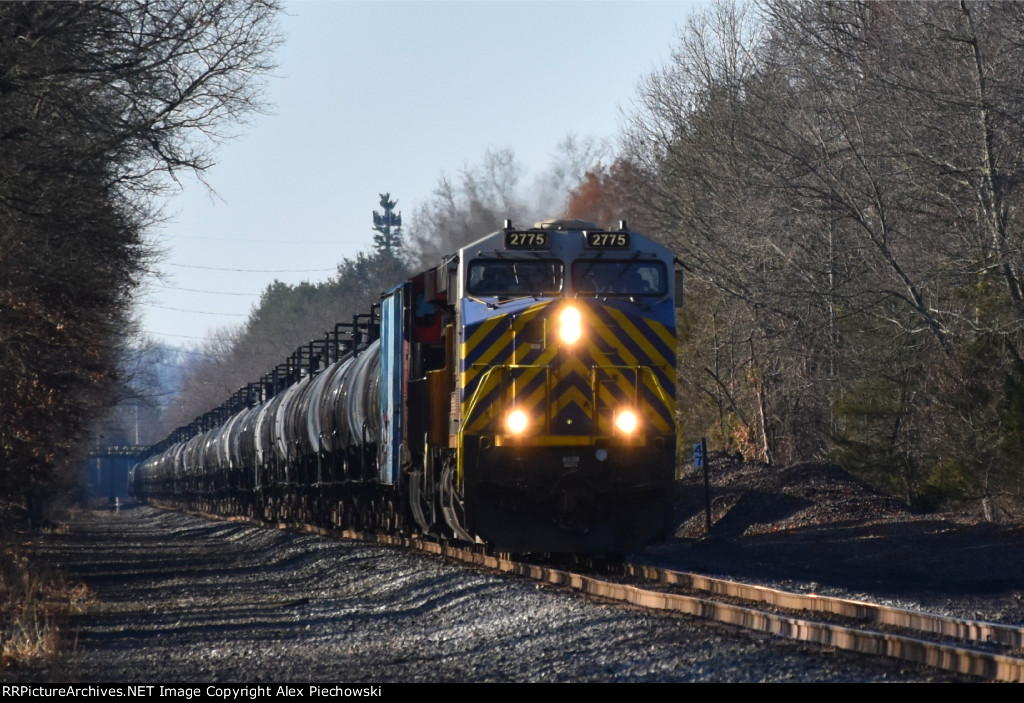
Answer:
11;503;957;683
13;456;1024;683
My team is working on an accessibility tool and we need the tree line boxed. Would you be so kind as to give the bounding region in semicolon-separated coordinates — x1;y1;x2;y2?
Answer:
589;0;1024;516
0;1;280;518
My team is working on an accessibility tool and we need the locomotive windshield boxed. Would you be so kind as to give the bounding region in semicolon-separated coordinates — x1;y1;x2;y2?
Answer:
467;259;563;297
572;260;667;297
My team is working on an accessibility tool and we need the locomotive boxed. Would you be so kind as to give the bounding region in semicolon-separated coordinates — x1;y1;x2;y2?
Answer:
133;219;683;554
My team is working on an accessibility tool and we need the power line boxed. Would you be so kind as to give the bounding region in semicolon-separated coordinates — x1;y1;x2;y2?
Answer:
169;235;342;245
153;347;217;356
151;283;256;297
148;304;247;317
150;331;240;342
168;263;337;273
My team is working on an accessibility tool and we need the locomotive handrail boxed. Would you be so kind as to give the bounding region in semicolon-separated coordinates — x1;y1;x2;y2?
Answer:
590;364;673;408
461;363;552;439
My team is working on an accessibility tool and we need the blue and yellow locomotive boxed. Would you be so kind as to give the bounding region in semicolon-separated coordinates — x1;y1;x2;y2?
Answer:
134;219;681;555
403;219;681;552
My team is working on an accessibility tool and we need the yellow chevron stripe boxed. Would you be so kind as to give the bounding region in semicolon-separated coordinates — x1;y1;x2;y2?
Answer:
557;353;592;380
458;302;676;441
585;312;639;367
516;360;582;418
509;346;559;396
516;381;550;421
588;362;673;435
512;352;569;420
463;343;563;434
646;316;676;352
590;369;659;433
461;305;549;389
605;305;670;367
464;315;504;354
463;327;513;389
584;365;636;412
584;343;640;400
637;367;673;433
554;385;592;418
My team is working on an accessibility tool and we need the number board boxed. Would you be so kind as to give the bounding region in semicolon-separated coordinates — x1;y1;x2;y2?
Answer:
585;231;631;249
504;231;550;249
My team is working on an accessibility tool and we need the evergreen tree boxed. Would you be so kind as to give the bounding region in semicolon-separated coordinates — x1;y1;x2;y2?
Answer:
372;193;403;256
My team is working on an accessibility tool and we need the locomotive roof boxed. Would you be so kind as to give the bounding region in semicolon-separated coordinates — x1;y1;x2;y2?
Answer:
458;219;672;260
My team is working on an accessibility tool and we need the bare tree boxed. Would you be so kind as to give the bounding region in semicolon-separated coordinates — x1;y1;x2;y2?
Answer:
407;148;531;267
621;0;1024;513
408;141;616;267
0;1;281;516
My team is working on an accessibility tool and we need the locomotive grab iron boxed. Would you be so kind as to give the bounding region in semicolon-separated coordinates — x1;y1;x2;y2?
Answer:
134;220;683;554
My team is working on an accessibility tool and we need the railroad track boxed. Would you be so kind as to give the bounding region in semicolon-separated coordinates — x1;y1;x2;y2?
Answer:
354;530;1024;682
200;508;1024;682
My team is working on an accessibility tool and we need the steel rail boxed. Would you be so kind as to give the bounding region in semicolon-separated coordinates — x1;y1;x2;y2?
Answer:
352;531;1024;682
208;512;1024;682
623;564;1024;651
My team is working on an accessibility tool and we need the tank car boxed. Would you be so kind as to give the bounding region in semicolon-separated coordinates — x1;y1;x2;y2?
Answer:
133;219;683;554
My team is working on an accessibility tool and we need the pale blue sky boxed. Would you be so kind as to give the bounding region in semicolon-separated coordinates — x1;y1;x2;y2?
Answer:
141;0;699;346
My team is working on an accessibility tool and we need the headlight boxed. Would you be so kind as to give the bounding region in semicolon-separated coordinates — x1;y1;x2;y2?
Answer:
506;408;529;434
614;408;639;434
558;305;583;345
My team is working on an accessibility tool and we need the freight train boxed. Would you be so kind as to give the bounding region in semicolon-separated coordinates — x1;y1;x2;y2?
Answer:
133;219;683;554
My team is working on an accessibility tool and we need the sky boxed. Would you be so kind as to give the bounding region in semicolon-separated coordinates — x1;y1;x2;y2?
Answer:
140;0;700;347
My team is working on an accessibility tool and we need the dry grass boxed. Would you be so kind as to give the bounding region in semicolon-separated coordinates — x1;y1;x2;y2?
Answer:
0;538;90;670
